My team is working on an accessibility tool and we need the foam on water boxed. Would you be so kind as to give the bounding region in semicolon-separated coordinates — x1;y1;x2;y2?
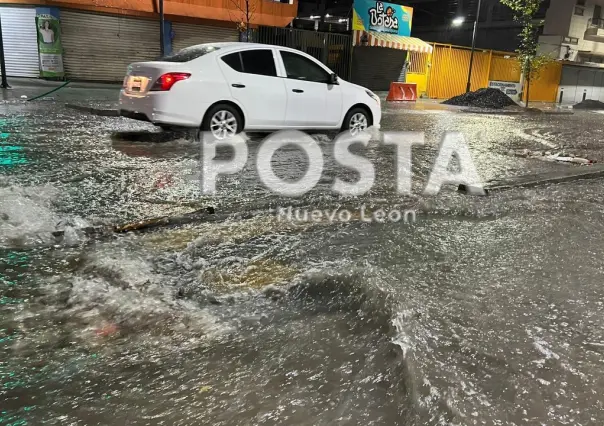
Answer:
0;184;61;247
0;183;92;248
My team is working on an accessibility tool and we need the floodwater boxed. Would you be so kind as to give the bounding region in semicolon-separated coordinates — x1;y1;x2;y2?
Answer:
2;89;604;425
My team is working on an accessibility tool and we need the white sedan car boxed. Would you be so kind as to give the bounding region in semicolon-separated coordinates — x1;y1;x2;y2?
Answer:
119;42;381;138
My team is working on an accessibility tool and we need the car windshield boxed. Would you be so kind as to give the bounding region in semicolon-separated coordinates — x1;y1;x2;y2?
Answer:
160;45;220;62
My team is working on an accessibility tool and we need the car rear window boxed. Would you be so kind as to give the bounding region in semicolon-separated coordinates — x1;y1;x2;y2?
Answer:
161;45;220;62
220;50;277;77
221;52;243;72
241;50;276;76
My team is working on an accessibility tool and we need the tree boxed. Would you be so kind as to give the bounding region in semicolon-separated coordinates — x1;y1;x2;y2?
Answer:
499;0;551;107
229;0;256;42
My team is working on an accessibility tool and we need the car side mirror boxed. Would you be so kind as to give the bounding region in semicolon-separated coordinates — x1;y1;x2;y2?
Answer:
328;73;338;85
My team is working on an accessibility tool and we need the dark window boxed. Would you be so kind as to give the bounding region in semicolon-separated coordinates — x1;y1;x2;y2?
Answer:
280;51;330;83
221;52;243;72
241;50;277;76
577;0;586;6
162;45;220;62
220;49;277;76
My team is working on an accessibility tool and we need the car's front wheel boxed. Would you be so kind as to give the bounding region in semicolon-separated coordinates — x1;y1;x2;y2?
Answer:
202;104;243;140
341;107;372;135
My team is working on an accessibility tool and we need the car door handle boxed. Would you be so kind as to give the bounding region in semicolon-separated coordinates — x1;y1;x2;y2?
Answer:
292;89;304;93
231;84;245;88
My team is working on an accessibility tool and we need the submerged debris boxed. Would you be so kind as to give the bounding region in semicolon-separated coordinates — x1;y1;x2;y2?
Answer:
113;207;216;233
572;99;604;110
442;88;518;109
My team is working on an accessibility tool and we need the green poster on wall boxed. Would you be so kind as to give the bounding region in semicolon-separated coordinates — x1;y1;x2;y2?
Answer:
35;14;64;78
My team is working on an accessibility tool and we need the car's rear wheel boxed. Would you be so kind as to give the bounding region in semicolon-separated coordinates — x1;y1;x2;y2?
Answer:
341;107;372;135
202;104;243;140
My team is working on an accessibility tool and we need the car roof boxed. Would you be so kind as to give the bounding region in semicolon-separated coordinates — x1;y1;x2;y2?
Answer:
185;42;334;73
185;42;312;56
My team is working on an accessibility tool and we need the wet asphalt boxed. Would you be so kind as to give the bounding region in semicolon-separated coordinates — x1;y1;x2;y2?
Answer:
1;86;604;425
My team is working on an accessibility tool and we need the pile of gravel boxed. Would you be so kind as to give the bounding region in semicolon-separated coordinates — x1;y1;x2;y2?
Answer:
573;99;604;110
442;88;518;109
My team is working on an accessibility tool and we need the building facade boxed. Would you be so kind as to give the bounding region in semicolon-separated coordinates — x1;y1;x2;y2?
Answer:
0;0;297;81
539;0;604;64
538;0;604;104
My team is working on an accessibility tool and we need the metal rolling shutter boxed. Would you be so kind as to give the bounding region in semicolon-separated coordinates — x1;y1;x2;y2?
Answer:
351;46;406;91
0;7;39;77
172;22;238;53
61;10;160;82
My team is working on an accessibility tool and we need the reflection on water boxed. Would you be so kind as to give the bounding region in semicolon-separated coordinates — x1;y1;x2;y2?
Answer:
0;145;28;167
3;100;604;424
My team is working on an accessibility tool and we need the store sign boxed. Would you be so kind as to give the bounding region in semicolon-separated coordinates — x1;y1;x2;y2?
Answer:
353;0;413;36
35;14;64;78
488;81;522;102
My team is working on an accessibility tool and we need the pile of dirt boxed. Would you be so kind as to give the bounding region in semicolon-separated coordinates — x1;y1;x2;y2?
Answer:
442;88;518;109
572;99;604;110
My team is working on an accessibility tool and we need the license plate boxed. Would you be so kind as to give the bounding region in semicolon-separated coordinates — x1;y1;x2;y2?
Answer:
127;76;147;93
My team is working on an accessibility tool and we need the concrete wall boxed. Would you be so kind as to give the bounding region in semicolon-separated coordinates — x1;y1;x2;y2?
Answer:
538;35;564;59
558;64;604;104
543;0;574;36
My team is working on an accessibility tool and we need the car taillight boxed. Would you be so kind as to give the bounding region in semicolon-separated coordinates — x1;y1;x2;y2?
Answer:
151;72;191;91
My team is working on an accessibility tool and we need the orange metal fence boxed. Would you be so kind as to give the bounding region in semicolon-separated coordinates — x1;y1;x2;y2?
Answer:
524;62;562;103
426;45;493;99
489;54;521;82
406;43;560;102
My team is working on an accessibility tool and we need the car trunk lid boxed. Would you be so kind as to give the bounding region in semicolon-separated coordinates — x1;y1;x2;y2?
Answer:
123;61;188;95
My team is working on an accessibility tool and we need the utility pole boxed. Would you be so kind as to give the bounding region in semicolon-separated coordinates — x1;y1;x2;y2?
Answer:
465;0;483;93
0;15;9;89
159;0;165;57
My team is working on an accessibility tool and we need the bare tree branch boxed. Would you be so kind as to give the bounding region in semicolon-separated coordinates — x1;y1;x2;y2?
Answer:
228;0;257;37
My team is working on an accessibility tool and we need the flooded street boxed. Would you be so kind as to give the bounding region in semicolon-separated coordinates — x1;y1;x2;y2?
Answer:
2;88;604;425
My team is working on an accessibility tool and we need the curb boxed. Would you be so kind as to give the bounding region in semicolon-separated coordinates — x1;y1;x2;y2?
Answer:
459;164;604;195
460;109;574;116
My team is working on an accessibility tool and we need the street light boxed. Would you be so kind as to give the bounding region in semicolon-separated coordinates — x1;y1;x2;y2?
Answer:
466;0;483;93
452;16;465;26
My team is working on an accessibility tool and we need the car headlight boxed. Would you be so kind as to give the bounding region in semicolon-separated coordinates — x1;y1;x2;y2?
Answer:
366;90;380;105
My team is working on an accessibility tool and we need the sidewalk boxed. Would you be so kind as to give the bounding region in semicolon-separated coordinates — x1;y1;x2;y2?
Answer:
4;78;571;115
3;77;121;90
0;77;120;102
377;94;572;114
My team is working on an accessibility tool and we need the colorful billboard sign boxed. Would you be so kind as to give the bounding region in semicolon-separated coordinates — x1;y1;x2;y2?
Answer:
36;14;64;78
353;0;413;37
